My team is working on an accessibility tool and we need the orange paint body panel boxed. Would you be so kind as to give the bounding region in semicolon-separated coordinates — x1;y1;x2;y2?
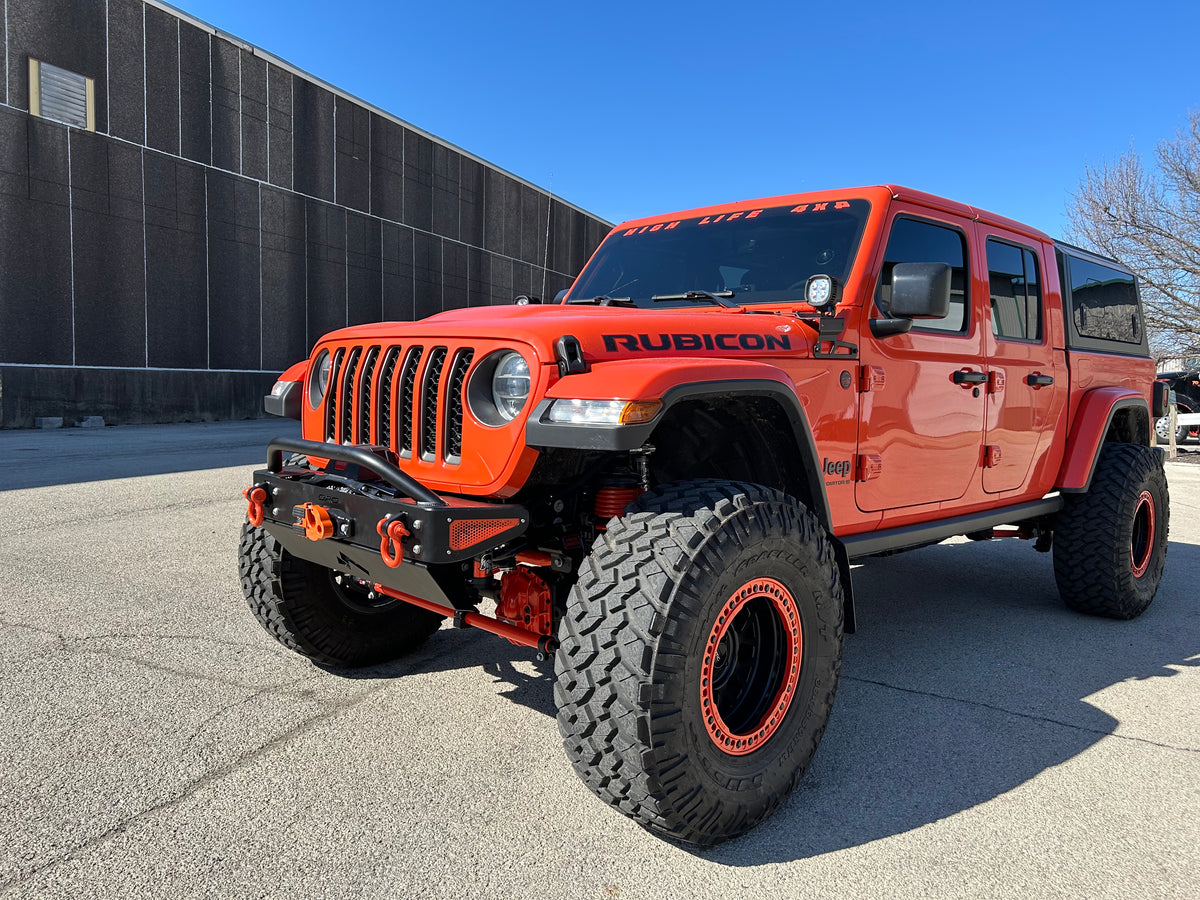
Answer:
284;184;1154;541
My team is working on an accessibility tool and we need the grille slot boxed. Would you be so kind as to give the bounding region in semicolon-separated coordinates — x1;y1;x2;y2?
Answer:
397;347;423;458
445;349;474;462
324;348;345;443
339;347;362;444
376;346;401;451
358;346;380;444
420;348;448;461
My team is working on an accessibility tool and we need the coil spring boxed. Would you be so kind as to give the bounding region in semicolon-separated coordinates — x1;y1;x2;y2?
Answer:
594;486;644;520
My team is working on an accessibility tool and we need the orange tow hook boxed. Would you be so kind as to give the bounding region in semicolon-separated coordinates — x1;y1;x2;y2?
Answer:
243;486;267;526
301;503;335;541
377;517;410;568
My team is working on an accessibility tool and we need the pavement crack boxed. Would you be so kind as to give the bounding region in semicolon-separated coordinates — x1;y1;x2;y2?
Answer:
0;641;443;893
844;675;1200;754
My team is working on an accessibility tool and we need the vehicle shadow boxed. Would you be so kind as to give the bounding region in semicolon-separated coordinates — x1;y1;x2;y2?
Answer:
695;537;1199;865
329;536;1198;863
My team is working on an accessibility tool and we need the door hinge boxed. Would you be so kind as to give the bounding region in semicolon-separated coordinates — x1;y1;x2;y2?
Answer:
858;365;886;393
988;370;1005;394
984;445;1003;467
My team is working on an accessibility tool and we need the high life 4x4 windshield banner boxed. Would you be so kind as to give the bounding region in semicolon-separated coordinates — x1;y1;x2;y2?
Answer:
567;199;871;308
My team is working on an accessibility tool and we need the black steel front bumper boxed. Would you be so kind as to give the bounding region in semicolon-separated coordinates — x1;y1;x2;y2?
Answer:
246;437;529;610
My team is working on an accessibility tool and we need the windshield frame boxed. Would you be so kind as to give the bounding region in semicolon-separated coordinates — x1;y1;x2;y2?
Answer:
564;198;873;310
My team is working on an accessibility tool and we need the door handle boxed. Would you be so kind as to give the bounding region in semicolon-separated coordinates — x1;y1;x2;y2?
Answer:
953;370;988;385
1026;374;1054;387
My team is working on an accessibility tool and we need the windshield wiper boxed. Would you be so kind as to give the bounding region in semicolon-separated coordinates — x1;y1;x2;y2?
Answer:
650;290;741;309
565;295;637;307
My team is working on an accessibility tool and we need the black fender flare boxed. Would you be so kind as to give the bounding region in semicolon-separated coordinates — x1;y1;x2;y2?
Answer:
526;379;857;631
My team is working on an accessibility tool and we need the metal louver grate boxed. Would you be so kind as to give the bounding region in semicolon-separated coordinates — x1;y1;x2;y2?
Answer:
29;60;94;131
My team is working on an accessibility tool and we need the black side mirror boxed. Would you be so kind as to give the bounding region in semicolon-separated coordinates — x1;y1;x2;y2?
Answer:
890;262;951;318
554;289;568;303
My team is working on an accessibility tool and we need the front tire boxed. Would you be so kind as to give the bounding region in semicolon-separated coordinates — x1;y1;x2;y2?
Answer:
1053;443;1169;619
554;480;844;845
238;523;443;666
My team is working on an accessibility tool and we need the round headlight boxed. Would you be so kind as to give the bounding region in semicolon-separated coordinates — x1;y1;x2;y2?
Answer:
308;349;332;409
492;352;530;420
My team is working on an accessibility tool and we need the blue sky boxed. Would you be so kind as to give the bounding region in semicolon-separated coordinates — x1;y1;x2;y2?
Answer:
168;0;1200;238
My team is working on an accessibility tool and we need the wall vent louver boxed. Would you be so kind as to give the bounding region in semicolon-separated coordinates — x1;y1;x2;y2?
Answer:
29;59;95;131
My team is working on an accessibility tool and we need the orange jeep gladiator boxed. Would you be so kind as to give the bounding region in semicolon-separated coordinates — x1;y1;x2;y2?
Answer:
240;185;1170;845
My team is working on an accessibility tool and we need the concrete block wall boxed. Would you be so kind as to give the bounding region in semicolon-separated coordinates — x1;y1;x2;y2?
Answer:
0;0;610;427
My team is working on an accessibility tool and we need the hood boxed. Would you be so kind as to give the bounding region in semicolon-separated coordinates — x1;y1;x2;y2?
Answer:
321;304;816;365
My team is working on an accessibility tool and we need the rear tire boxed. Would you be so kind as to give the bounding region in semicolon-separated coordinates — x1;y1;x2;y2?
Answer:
554;480;844;845
238;522;443;666
1053;443;1169;619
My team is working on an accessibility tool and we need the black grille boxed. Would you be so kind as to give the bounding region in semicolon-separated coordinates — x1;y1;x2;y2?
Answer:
340;347;362;444
397;347;422;457
376;346;401;450
420;347;448;461
319;342;476;465
358;346;380;444
445;349;474;461
324;348;345;443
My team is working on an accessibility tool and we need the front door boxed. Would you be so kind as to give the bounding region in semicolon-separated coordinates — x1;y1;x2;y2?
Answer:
856;211;986;513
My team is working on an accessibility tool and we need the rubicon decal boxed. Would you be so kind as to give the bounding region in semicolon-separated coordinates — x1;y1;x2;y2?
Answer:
603;333;792;352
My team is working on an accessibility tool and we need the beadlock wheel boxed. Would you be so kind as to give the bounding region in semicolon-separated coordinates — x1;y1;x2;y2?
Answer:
554;480;844;846
700;578;802;756
1053;443;1169;619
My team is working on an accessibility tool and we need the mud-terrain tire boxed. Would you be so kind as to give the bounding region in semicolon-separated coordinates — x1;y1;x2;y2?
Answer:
554;480;844;845
239;522;443;666
1053;443;1169;619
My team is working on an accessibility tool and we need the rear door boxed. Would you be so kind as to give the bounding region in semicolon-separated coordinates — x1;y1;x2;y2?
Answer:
979;233;1065;493
855;209;986;512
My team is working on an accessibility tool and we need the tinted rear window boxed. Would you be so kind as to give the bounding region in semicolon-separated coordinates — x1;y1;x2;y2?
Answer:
1068;257;1141;344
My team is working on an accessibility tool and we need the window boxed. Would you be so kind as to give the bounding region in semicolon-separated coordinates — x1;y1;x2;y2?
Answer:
876;217;969;333
1069;257;1140;344
986;239;1041;341
28;59;95;131
565;200;871;308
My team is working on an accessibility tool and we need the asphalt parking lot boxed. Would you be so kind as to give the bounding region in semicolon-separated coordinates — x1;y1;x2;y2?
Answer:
1;421;1197;899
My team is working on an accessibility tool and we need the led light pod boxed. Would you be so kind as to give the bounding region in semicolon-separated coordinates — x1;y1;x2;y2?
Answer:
805;274;840;309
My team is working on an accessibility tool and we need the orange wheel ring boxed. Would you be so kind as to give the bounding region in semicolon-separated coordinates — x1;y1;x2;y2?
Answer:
1130;490;1156;578
699;577;802;756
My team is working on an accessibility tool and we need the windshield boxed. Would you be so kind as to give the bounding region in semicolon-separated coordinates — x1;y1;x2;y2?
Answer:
565;199;871;308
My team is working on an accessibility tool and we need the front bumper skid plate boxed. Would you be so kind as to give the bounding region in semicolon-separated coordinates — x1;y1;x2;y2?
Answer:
248;438;529;609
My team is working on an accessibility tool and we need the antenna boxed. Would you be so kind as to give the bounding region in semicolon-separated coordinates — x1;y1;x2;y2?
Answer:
541;173;553;302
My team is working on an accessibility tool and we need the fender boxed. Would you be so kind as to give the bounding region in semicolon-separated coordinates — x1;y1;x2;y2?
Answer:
1056;387;1149;493
525;358;831;527
525;357;849;626
264;360;309;419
